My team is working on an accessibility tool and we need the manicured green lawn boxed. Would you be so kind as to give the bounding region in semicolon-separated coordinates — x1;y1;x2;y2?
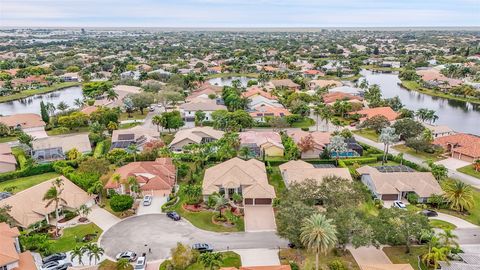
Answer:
160;251;241;270
362;65;404;72
268;166;287;196
400;80;422;91
383;246;428;270
279;248;360;270
160;133;175;145
429;219;457;230
392;144;443;162
120;110;148;121
359;200;380;216
50;223;102;253
46;126;90;136
291;118;315;128
457;164;480;179
0;172;60;193
0;82;80;103
119;122;142;129
0;136;17;143
353;129;379;142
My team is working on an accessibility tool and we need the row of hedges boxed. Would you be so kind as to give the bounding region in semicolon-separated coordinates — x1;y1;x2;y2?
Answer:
266;159;336;167
93;140;111;158
0;163;55;183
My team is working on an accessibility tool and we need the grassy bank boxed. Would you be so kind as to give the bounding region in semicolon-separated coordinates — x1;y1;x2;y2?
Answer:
0;82;80;103
0;172;60;193
400;80;480;105
50;223;102;253
392;144;443;162
457;165;480;179
353;129;379;142
383;246;428;270
437;186;480;226
279;248;360;270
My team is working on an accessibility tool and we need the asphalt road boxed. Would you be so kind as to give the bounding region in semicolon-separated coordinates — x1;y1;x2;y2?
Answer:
100;214;287;261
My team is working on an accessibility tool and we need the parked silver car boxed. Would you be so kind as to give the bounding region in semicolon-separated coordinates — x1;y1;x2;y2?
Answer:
142;195;153;206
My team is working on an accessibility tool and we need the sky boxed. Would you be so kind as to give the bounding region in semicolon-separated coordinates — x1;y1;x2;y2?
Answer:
1;0;479;28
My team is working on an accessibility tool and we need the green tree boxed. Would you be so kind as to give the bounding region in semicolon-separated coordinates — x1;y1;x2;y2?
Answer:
422;247;449;269
40;101;50;123
85;243;104;265
199;252;223;270
195;110;206;126
17;131;34;148
379;127;399;165
152;115;163;132
43;178;66;236
71;245;86;265
130;92;155;114
328;135;347;164
57;101;70;112
300;214;338;270
171;243;196;270
443;180;475;212
116;258;130;269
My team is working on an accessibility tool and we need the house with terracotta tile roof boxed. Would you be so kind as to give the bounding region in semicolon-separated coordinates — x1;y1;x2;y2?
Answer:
417;69;463;89
433;133;480;163
0;143;17;173
303;69;325;78
352;106;399;123
249;105;291;122
357;165;443;202
322;92;363;105
242;87;283;109
105;158;176;197
308;79;342;90
0;176;94;228
186;83;223;102
239;131;284;157
287;130;331;159
0;223;37;270
0;113;47;138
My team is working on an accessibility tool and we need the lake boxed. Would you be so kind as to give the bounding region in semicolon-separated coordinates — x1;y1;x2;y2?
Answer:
360;70;480;135
0;86;84;116
207;76;254;87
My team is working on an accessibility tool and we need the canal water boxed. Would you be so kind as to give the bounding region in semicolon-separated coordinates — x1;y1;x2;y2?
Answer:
0;86;84;116
360;70;480;135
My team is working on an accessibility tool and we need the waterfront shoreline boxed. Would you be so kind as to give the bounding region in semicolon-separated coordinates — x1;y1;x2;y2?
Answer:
399;80;480;105
0;82;81;103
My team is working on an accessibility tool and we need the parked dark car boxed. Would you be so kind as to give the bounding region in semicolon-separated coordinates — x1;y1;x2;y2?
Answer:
42;253;67;264
115;251;137;262
41;260;71;270
192;243;213;253
419;209;438;217
167;211;181;221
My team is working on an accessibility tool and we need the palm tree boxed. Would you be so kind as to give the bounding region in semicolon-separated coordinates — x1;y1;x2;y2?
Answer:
379;127;399;165
46;102;56;116
78;204;91;220
57;101;69;112
88;181;104;204
127;143;139;162
71;245;86;265
127;176;139;198
116;258;130;269
43;178;66;237
212;194;229;218
152;115;163;132
86;243;104;265
473;159;480;172
239;146;251;159
106;89;119;101
312;105;323;131
443;180;475;212
422;247;449;269
319;106;333;132
300;213;338;270
74;98;84;108
439;229;459;248
327;135;347;165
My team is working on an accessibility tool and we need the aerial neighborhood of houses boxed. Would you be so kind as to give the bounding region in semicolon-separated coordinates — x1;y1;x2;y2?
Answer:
0;28;479;270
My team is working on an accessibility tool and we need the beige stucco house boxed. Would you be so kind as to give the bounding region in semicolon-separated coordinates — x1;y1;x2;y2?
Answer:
169;127;224;152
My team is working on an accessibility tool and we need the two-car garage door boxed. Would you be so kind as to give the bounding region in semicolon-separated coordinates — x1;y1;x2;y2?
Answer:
244;198;272;205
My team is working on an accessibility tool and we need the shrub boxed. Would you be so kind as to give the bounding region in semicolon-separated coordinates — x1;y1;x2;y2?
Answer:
0;163;55;183
406;193;419;205
110;195;134;212
289;262;299;270
328;260;348;270
300;127;309;131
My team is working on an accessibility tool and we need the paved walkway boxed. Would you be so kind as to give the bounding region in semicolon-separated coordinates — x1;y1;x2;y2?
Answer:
347;246;391;266
233;249;280;266
87;205;120;231
100;214;287;261
431;212;478;229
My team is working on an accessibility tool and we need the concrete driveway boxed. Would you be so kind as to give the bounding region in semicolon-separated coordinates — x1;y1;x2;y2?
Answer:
87;205;120;231
431;212;478;229
244;205;277;232
435;158;471;170
347;246;391;266
100;214;287;261
137;197;168;215
233;249;280;266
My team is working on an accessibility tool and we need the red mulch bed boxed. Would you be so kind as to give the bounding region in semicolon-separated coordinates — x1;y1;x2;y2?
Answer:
182;203;207;212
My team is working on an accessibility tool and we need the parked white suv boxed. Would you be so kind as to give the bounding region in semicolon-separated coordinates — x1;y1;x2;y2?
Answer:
142;195;153;206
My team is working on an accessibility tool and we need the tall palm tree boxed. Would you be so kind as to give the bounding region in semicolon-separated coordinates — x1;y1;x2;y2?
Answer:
74;98;84;108
127;143;139;162
312;105;323;131
71;245;86;265
46;102;56;116
319;106;333;132
438;229;459;248
443;180;475;212
43;178;66;237
86;243;104;265
300;214;338;270
422;247;449;269
88;181;104;204
106;89;119;101
127;176;139;198
152;115;163;132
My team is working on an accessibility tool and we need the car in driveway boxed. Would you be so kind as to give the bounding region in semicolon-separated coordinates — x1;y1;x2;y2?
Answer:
192;243;213;253
142;195;153;206
392;200;407;209
41;260;71;270
115;251;137;262
42;253;67;264
134;256;147;270
167;211;181;221
419;209;438;217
